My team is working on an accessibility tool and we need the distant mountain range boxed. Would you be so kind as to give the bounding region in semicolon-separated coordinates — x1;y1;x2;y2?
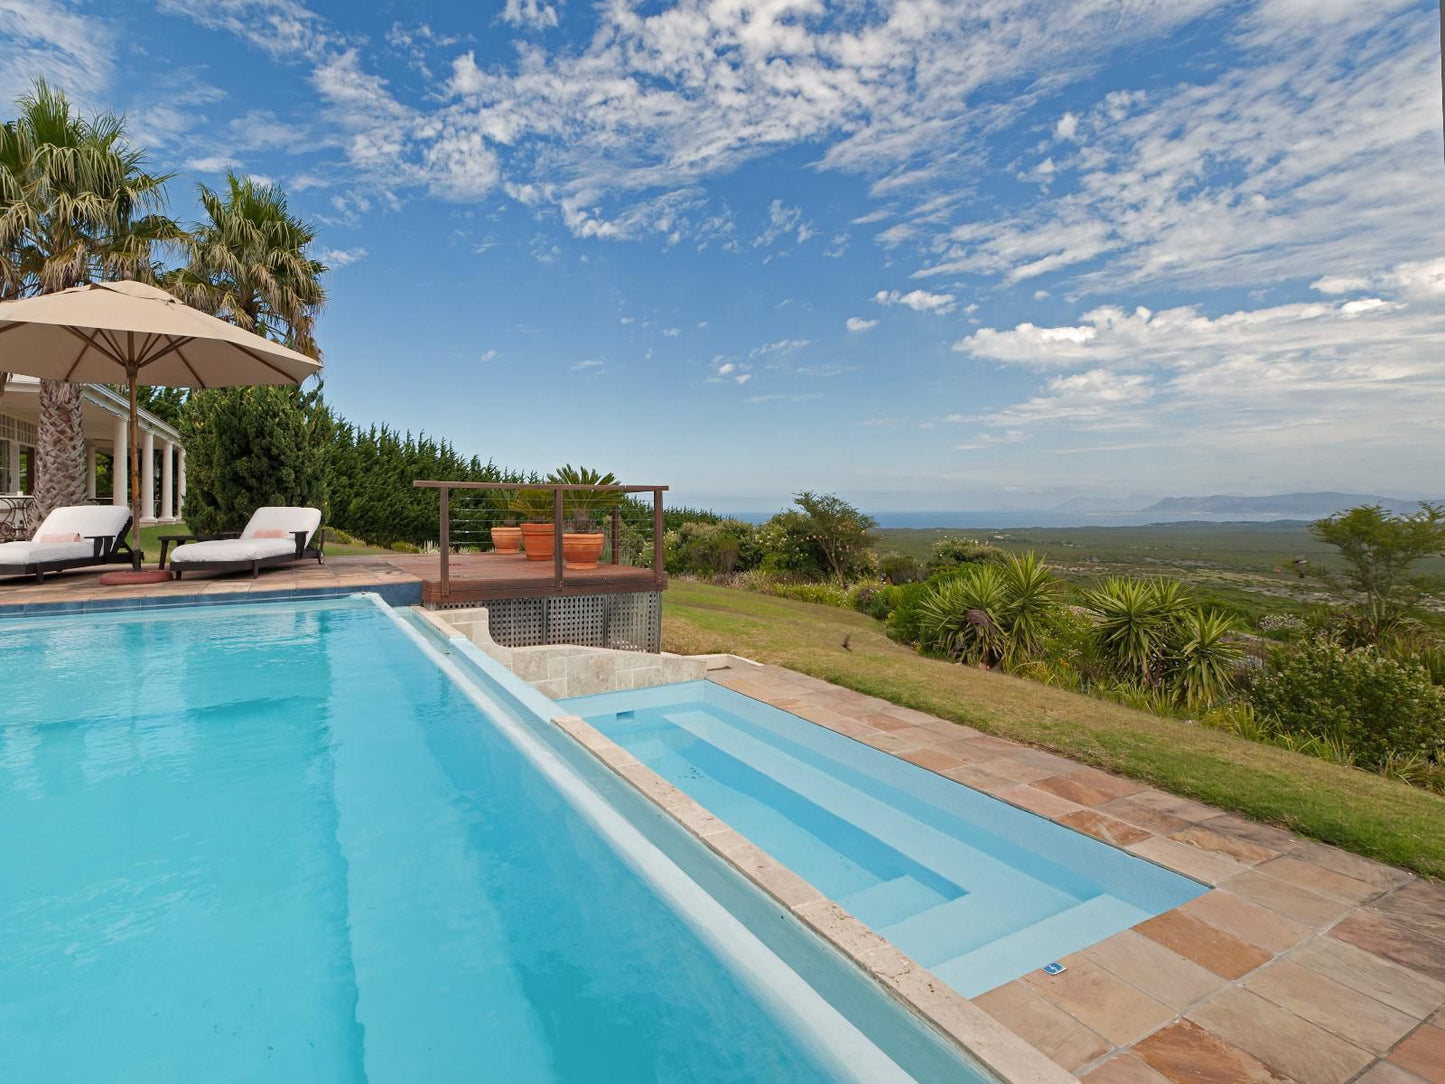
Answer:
1127;492;1425;517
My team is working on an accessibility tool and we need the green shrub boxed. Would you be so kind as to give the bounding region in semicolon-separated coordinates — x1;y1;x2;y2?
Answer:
850;583;896;620
667;519;762;576
926;535;1005;573
1250;640;1445;769
885;580;936;647
766;581;852;608
877;552;924;585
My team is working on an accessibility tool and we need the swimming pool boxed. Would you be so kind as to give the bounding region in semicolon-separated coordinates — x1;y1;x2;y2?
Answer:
0;597;989;1082
563;680;1207;998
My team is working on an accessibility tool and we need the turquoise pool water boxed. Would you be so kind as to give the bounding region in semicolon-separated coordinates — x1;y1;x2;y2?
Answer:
0;598;983;1082
563;681;1207;998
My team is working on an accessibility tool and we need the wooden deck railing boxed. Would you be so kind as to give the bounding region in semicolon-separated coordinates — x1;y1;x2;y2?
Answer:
413;480;668;601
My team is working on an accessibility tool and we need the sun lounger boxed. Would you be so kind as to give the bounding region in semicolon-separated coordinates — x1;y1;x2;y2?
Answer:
166;507;323;579
0;505;134;583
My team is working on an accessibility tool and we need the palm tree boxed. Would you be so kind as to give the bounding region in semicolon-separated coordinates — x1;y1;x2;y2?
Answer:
168;172;327;357
0;78;181;519
167;172;329;533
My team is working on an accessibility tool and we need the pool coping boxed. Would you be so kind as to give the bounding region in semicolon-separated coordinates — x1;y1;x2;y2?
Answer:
547;708;1077;1084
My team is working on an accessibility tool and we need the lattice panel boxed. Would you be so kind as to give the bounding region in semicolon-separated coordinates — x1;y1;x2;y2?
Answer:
605;592;662;652
477;597;546;646
548;594;606;646
449;591;663;652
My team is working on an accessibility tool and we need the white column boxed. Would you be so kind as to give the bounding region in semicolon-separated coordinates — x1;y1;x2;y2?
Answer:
141;430;155;522
160;440;174;521
111;415;127;506
6;438;19;495
86;446;98;500
177;448;187;520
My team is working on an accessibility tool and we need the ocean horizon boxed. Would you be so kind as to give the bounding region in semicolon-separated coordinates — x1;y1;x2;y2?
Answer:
717;511;1318;530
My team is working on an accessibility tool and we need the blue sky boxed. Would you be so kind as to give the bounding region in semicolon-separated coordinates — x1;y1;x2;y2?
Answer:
3;0;1442;512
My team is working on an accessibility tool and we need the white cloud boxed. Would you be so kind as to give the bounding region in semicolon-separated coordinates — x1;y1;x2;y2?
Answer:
186;155;240;173
500;0;559;30
1054;111;1078;141
0;0;113;102
913;5;1444;294
947;273;1445;490
846;316;878;332
954;292;1423;369
874;288;956;314
662;327;680;337
479;349;501;362
424;0;1217;244
156;0;338;60
708;357;753;385
751;338;810;357
1312;258;1445;302
319;246;367;268
754;200;813;248
969;369;1154;428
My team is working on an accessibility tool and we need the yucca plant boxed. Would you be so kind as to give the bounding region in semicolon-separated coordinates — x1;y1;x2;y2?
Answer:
1172;607;1244;711
918;565;1011;666
917;551;1062;669
997;551;1061;665
1083;577;1188;686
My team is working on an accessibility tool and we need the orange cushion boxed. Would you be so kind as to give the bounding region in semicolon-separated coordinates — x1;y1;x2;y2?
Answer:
252;528;289;539
38;533;83;543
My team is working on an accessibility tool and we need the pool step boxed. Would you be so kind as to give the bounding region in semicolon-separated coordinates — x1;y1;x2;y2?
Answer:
839;876;953;930
929;894;1153;997
879;892;1059;966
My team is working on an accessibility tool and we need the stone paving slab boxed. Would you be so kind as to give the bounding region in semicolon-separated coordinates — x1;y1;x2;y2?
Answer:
702;663;1445;1083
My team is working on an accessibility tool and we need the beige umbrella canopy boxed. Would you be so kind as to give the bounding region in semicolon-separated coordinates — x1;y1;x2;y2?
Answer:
0;280;322;569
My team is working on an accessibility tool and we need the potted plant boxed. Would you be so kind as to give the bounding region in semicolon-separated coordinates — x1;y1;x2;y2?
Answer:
509;486;558;561
490;489;523;554
551;465;618;570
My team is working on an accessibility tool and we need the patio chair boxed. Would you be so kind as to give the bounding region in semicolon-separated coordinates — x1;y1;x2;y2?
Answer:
0;505;134;583
165;507;324;579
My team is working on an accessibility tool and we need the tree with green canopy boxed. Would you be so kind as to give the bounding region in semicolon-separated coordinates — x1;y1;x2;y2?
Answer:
1306;503;1445;643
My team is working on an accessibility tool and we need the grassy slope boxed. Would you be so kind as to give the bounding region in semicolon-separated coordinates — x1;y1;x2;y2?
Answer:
663;580;1445;879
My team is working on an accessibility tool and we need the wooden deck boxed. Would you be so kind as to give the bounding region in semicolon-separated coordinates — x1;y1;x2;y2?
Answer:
379;552;665;605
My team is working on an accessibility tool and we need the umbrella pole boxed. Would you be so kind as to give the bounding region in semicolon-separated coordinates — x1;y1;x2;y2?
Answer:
128;373;142;571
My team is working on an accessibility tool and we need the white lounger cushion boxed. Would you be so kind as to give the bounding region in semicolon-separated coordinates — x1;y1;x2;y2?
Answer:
0;539;99;571
31;505;131;543
241;506;321;546
169;538;300;565
169;506;321;567
0;505;130;573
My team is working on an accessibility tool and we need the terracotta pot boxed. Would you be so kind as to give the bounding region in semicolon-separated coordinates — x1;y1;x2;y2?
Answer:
562;532;605;570
490;526;523;554
519;522;556;561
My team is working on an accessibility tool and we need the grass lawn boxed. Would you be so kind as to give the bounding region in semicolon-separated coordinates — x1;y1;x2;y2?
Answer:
663;580;1445;879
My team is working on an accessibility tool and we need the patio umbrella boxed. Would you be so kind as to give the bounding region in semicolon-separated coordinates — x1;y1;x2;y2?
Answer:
0;280;321;571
